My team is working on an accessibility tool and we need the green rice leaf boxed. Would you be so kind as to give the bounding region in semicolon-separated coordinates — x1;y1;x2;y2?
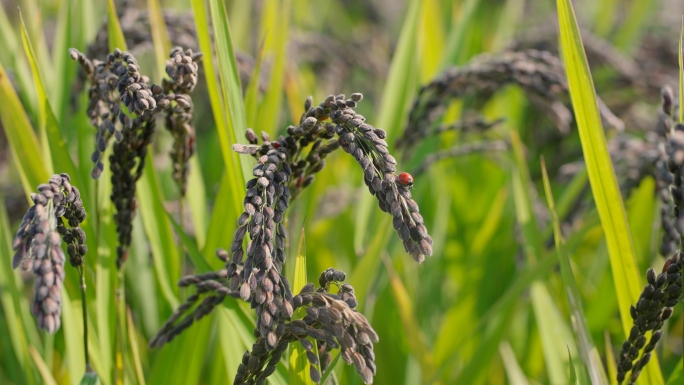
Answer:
126;309;146;385
50;0;71;121
187;156;208;249
245;40;266;129
289;222;317;385
255;0;290;138
146;0;172;82
666;361;683;385
106;0;127;51
207;0;251;183
0;4;36;118
191;0;245;250
612;0;656;52
568;348;579;385
381;254;436;382
499;341;530;385
203;171;240;269
604;332;618;385
542;159;608;385
19;9;52;171
167;211;212;273
0;194;38;385
137;152;180;307
556;0;664;383
28;346;57;385
0;59;49;194
441;0;481;66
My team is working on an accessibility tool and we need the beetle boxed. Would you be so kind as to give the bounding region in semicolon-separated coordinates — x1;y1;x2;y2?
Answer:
397;172;414;188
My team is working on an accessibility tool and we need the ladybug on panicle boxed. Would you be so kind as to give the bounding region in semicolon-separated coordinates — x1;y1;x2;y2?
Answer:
397;172;414;188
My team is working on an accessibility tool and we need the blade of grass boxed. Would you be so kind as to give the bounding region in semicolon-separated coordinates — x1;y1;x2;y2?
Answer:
568;348;579;384
187;155;208;249
28;346;57;385
612;0;656;52
125;308;146;385
203;171;240;267
289;221;317;385
541;159;608;385
245;39;266;129
418;0;446;82
666;361;683;385
556;1;664;382
499;341;530;385
255;0;290;138
50;0;71;122
0;4;36;117
604;331;618;385
146;0;172;82
138;152;180;307
167;211;213;273
349;216;393;309
381;253;436;382
106;0;127;51
440;0;481;66
0;59;49;194
207;0;251;182
0;194;38;385
592;0;618;37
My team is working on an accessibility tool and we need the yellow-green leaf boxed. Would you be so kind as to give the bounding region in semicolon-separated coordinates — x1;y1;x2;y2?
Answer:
106;0;127;51
541;159;609;385
0;60;48;194
556;0;664;383
289;222;317;385
146;0;172;82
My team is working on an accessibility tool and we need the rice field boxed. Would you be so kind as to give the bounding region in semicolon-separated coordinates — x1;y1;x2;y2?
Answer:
0;0;683;384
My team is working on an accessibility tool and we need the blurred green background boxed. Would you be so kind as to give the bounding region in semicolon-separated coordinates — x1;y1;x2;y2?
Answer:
0;0;683;384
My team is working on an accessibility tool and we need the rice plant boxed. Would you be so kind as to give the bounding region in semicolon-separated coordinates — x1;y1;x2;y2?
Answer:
0;1;682;385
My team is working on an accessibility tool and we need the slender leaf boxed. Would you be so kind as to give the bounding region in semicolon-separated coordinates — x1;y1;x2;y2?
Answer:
441;0;481;66
556;1;664;382
255;0;290;138
289;222;317;385
541;159;609;385
106;0;127;51
207;0;251;182
604;331;618;385
568;348;579;385
381;253;436;382
138;152;180;307
146;0;172;82
19;10;52;171
499;341;530;385
28;346;57;385
0;59;48;194
126;308;146;385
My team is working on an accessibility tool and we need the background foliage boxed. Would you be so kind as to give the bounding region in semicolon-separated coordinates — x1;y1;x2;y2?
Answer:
0;0;682;384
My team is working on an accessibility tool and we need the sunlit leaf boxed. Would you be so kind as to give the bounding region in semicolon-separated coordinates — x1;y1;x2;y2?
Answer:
556;0;664;382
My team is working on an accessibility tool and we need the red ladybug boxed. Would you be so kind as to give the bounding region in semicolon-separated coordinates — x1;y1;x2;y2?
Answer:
397;172;414;188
